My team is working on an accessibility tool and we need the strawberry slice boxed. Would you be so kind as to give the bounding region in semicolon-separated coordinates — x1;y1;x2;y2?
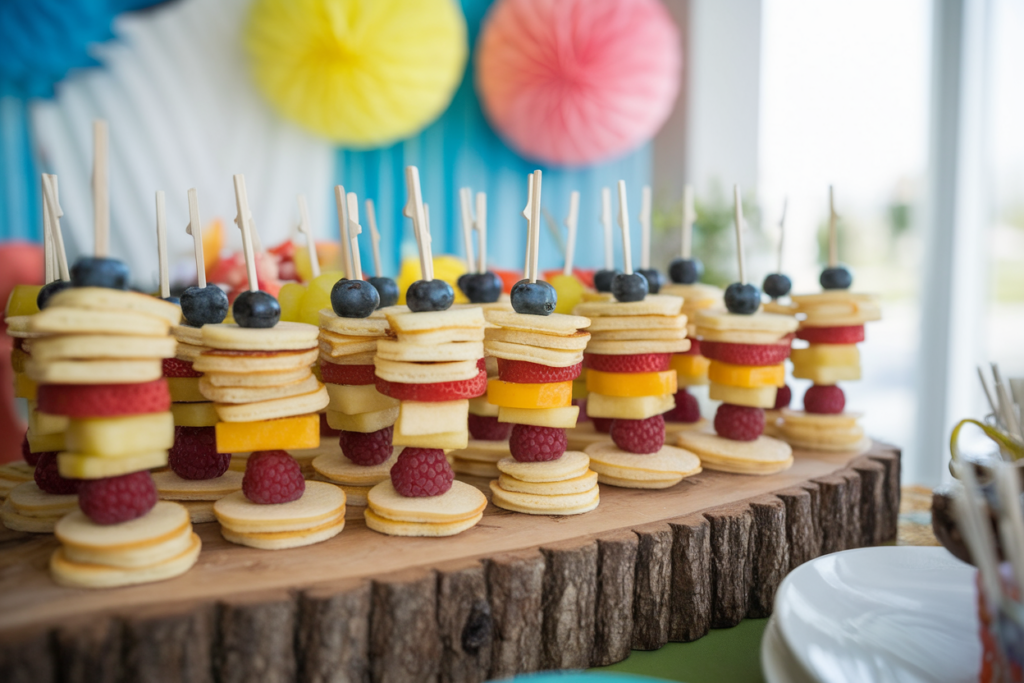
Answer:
583;353;671;373
320;361;376;386
796;325;865;344
680;338;702;356
375;370;487;402
38;379;171;418
700;340;791;366
162;357;202;378
496;360;583;384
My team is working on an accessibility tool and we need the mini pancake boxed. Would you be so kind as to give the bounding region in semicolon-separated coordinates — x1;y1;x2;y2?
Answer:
193;348;319;374
496;451;590;483
50;287;182;325
27;358;164;385
497;469;598;495
484;340;583;368
318;338;378;358
694;309;799;334
584;339;691;355
1;499;63;532
7;482;79;517
695;328;791;345
5;315;46;339
489;482;600;515
152;470;244;500
584;443;702;484
0;461;37;483
597;473;683;489
676;432;793;475
484;309;589;335
588;328;688;342
390;327;486;345
171;324;204;346
485;328;591;351
780;421;865;446
59;450;168;480
779;409;863;429
782;434;872;454
199;374;319;404
50;533;201;588
319;310;390;336
220;514;345;550
574;295;683;318
174;342;207;363
56;502;191;550
339;484;372;507
660;283;723;305
63;524;194;568
587;315;687;332
205;366;311;388
214;481;345;533
452;458;500;478
664;418;711;435
364;508;482;537
180;500;217;524
320;351;377;366
452;440;509;464
214;385;329;422
366;480;486;523
374;357;479;384
312;449;399;486
565;422;613;451
202;321;319;351
376;339;484;363
29;335;176;362
385;306;485;334
30;308;171;337
763;301;798;316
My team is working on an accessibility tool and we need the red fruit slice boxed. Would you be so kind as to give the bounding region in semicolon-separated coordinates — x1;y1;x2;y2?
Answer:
681;338;702;356
320;361;376;386
592;417;614;433
713;404;764;441
38;379;171;418
796;325;865;344
804;385;845;414
700;340;791;366
468;414;511;441
477;357;487;372
375;370;487;402
610;415;665;454
320;412;341;437
664;389;701;423
583;353;671;373
162;357;202;378
496;359;583;384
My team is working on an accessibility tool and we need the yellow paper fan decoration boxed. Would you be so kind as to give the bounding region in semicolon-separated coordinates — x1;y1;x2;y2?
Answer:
245;0;468;146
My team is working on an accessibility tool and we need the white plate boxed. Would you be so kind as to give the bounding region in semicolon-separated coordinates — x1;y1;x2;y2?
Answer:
762;616;820;683
772;546;980;683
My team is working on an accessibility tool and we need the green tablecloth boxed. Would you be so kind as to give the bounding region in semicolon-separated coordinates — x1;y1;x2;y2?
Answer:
594;619;768;682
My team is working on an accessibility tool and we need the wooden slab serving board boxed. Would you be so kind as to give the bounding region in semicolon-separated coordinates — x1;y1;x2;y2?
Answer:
0;441;900;683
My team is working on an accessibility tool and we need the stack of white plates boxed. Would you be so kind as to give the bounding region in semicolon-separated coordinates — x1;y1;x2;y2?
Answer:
762;546;980;683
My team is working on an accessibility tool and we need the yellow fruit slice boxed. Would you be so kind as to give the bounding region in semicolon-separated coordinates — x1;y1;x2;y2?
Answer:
572;377;589;400
392;429;468;450
586;370;677;398
65;412;174;457
325;383;400;414
14;373;37;400
708;382;777;409
791;363;861;385
789;344;860;367
707;361;785;389
28;405;68;436
585;393;675;420
171;402;220;427
468;396;499;417
498;406;580;429
397;400;469;437
167;377;206;403
216;414;320;453
10;347;29;373
6;285;42;317
277;282;307;323
487;379;573;409
670;354;710;378
27;430;65;453
59;450;168;479
326;407;399;433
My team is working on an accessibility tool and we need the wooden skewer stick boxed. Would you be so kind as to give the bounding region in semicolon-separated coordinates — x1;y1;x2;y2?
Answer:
186;189;207;289
42;175;70;281
459;187;476;274
232;175;259;293
828;185;838;268
777;196;788;274
521;173;534;280
639;185;652;270
334;186;352;280
475;192;488;274
993;364;1023;440
403;166;432;281
616;181;633;275
296;195;321;280
682;184;696;259
423;203;434;280
733;184;746;284
155;191;170;298
41;176;54;284
529;171;543;283
346;192;363;281
563;191;580;277
978;366;1001;424
365;199;383;278
93;120;110;257
542;207;566;258
601;187;613;270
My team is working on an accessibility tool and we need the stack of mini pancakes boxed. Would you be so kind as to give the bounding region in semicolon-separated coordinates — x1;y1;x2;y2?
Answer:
660;281;723;430
1;479;78;532
214;480;347;550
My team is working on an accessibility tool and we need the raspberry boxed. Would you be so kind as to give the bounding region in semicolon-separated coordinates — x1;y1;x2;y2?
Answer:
390;448;453;497
320;362;376;386
573;398;588;423
796;325;865;344
21;431;42;467
468;414;511;441
78;472;157;525
774;384;792;410
592;417;613;433
33;452;80;495
611;415;665;454
584;353;671;373
162;357;202;378
376;370;487;401
477;357;486;372
320;412;341;437
681;339;702;356
664;389;701;423
496;360;583;383
714;404;764;441
340;426;394;465
38;379;170;418
242;451;306;505
700;341;791;366
804;384;845;414
169;426;229;480
509;424;567;462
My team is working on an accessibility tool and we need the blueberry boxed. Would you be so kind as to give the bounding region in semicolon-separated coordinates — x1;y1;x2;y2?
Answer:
820;266;853;290
163;296;181;305
637;268;663;294
70;256;129;290
510;279;557;315
460;271;503;304
457;273;473;298
668;258;703;284
36;280;72;309
181;284;229;326
762;273;792;299
233;290;280;328
368;277;399;309
724;283;761;315
406;279;454;312
331;279;379;318
594;269;620;292
612;272;649;302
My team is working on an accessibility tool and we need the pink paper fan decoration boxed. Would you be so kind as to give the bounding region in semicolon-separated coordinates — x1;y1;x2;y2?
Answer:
475;0;682;167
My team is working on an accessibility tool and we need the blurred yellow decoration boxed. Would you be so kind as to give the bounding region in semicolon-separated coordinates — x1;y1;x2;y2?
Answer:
396;256;468;305
245;0;468;146
278;282;307;322
547;274;584;315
